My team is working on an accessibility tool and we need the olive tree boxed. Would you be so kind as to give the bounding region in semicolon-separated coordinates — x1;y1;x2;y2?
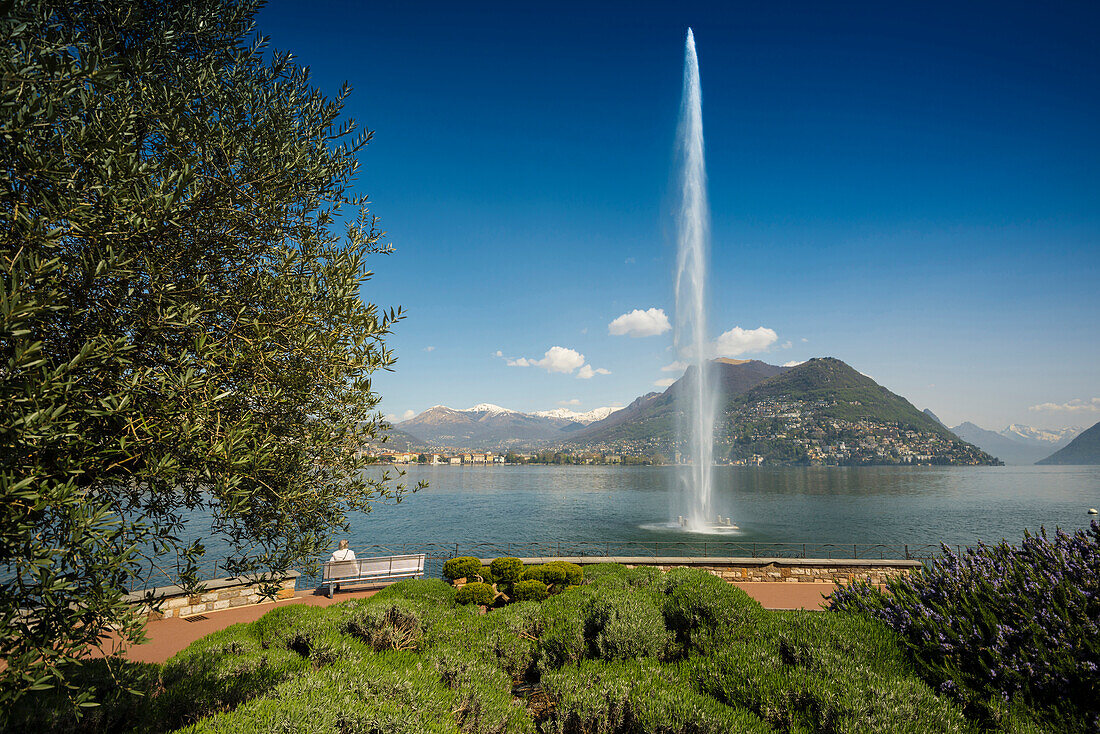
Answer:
0;0;420;708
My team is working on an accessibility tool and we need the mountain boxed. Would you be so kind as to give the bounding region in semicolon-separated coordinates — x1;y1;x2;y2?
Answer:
571;357;997;466
1036;420;1100;465
923;409;944;425
1001;424;1083;446
571;359;788;447
395;403;620;448
950;422;1052;465
531;406;621;424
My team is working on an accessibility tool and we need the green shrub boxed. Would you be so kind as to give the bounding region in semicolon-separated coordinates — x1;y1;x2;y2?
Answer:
586;588;669;662
512;579;549;602
661;567;765;655
691;612;971;734
344;601;423;651
523;561;583;588
542;658;769;734
6;658;161;734
372;578;456;607
455;582;496;606
426;647;536;733
490;557;525;585
443;556;485;582
185;653;462;734
157;622;310;729
536;586;597;673
580;563;628;584
542;561;583;586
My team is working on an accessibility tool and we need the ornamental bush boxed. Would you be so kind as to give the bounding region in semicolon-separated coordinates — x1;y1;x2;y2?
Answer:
512;579;549;602
455;582;496;606
490;557;525;585
526;561;583;587
443;557;484;582
344;601;423;651
586;589;670;662
831;522;1100;733
661;568;766;656
542;658;768;734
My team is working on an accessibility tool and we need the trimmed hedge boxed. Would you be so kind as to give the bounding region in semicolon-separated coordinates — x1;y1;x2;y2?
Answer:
455;582;496;606
442;556;484;582
528;561;583;587
512;579;549;602
490;557;525;585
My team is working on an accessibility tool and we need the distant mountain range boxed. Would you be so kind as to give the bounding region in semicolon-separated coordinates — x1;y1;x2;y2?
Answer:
948;422;1083;465
1036;420;1100;465
390;357;1000;466
395;403;622;447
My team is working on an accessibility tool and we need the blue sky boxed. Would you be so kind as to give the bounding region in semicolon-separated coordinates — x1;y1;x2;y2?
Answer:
259;1;1099;431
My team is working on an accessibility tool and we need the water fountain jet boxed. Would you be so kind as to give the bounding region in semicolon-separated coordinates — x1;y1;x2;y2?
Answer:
670;28;735;535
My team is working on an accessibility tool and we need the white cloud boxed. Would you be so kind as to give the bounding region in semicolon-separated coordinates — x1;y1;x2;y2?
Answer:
504;346;608;378
661;361;688;372
781;341;792;349
654;378;677;388
608;308;671;338
1028;398;1100;413
713;326;778;357
800;338;809;343
384;413;396;422
401;409;416;420
581;327;588;334
625;257;636;265
494;350;503;357
577;364;611;380
424;346;435;352
782;360;805;367
558;398;582;406
535;346;587;373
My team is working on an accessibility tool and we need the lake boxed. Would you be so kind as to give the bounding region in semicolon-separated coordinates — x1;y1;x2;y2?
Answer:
341;464;1100;554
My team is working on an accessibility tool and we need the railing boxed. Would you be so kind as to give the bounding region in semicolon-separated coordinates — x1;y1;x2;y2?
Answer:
292;540;949;588
128;540;953;591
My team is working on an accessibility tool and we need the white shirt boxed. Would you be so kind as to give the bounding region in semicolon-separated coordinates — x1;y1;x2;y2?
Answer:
329;548;357;563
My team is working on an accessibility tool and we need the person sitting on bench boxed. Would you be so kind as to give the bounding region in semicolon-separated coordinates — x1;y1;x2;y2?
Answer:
328;540;356;593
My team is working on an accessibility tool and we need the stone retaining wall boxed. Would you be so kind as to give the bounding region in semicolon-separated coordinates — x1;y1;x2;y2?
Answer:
489;556;920;586
124;572;299;620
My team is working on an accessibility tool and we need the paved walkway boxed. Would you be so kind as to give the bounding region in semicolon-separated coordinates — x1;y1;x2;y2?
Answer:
100;581;836;665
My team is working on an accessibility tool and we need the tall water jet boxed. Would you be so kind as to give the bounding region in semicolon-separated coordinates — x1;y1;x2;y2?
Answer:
673;28;720;532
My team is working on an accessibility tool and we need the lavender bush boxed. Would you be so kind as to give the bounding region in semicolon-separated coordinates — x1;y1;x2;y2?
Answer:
831;521;1100;732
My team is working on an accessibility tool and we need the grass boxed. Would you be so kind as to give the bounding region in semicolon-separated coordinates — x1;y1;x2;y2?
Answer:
9;567;1061;733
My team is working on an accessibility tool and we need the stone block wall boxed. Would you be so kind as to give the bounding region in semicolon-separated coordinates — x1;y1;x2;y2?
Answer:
623;560;916;585
494;556;920;587
125;572;299;620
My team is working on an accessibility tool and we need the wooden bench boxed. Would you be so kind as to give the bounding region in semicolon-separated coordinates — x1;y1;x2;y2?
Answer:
321;553;426;598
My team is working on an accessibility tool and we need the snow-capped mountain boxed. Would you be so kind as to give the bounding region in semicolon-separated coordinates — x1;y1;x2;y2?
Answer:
531;406;622;425
459;403;518;415
1000;424;1083;446
396;403;620;447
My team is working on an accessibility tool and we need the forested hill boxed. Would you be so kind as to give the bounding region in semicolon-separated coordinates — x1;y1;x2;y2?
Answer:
730;358;953;438
1036;420;1100;465
569;357;998;466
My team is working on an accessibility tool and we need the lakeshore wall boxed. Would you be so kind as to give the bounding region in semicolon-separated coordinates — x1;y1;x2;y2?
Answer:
486;556;920;585
124;572;299;620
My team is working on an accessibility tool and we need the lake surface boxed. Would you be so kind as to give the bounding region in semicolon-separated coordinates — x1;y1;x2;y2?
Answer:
342;464;1100;554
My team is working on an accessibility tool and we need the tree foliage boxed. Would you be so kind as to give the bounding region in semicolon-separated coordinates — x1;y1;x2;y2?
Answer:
1;0;419;710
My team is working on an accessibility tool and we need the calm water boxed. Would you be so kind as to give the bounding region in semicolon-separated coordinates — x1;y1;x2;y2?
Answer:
345;464;1100;550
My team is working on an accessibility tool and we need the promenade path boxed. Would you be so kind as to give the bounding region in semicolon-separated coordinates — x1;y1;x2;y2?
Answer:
99;581;836;665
